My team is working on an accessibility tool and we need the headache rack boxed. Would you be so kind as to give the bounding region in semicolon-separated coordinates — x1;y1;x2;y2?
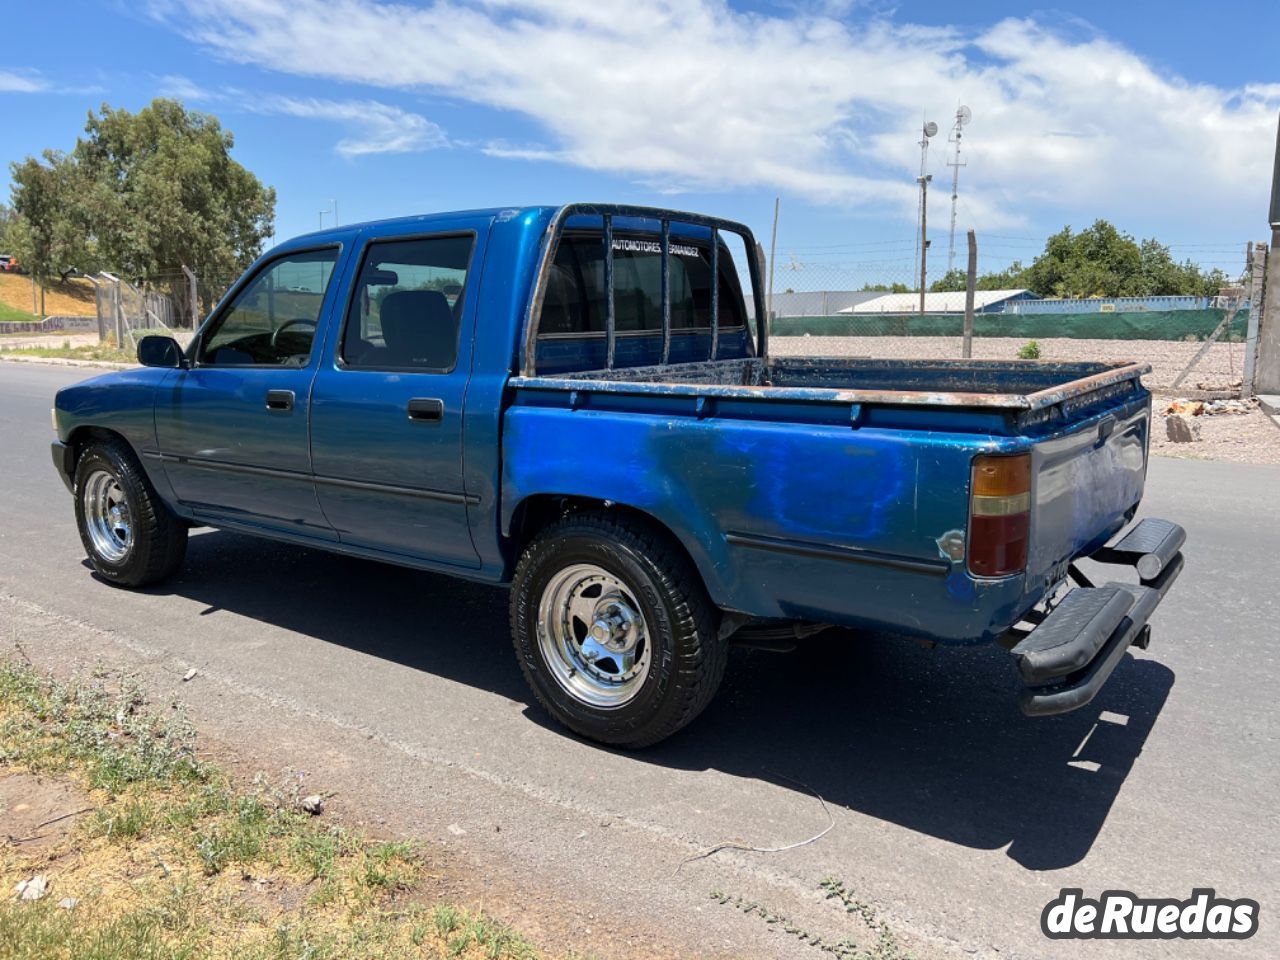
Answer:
520;203;770;377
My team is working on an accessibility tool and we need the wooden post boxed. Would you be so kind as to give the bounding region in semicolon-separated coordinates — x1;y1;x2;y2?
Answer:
963;229;977;359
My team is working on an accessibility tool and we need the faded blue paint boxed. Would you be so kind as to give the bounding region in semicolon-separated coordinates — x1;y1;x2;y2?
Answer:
52;203;1154;648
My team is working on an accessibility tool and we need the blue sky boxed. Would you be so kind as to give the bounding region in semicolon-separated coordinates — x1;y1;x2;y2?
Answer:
2;1;1277;289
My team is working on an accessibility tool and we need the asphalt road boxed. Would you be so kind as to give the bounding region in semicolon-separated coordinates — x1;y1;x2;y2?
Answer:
1;360;1276;959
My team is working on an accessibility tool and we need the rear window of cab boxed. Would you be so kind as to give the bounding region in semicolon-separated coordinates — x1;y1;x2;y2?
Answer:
539;233;747;337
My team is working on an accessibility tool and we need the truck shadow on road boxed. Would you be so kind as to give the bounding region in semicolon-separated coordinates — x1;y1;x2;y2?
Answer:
134;529;1174;873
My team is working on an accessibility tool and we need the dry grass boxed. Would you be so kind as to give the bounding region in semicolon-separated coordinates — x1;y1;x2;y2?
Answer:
0;339;135;364
0;274;98;318
0;662;554;960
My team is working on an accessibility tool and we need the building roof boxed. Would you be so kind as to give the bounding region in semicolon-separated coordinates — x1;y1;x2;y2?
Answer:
840;289;1032;314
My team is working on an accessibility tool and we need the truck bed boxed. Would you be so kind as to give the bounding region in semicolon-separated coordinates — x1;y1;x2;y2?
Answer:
505;354;1154;643
511;356;1149;418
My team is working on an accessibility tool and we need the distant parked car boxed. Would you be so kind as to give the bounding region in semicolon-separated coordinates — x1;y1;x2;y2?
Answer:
0;254;18;273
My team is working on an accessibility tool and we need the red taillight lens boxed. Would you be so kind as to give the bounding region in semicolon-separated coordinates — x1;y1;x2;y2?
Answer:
968;453;1031;577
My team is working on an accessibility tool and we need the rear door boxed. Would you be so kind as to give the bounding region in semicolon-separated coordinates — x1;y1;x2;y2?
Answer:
308;223;488;568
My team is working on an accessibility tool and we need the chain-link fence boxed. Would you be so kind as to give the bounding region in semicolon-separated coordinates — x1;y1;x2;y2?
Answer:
758;235;1255;396
91;268;238;350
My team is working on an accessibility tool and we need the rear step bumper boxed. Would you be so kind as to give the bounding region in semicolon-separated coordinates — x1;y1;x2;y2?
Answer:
1013;518;1185;717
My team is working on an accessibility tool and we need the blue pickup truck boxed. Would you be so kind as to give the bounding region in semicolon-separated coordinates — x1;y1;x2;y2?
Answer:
51;204;1184;746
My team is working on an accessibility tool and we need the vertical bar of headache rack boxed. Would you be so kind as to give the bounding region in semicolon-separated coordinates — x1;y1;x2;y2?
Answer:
660;219;671;366
709;226;720;361
603;214;616;370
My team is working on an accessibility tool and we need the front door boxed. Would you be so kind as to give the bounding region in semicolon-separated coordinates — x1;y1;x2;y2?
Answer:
309;228;485;567
154;246;344;538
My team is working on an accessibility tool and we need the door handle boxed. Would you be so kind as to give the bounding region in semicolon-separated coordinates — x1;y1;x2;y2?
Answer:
266;389;295;412
407;397;444;422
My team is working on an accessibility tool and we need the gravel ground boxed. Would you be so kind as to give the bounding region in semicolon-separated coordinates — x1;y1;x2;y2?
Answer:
773;334;1280;464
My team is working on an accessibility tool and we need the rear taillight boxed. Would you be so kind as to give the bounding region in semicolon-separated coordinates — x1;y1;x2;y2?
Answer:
968;453;1031;577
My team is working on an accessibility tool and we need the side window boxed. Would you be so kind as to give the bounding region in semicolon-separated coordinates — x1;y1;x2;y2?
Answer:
199;249;338;366
341;235;474;371
539;234;745;336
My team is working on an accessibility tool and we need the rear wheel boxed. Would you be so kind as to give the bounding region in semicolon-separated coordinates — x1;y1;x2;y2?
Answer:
510;510;726;748
74;439;187;587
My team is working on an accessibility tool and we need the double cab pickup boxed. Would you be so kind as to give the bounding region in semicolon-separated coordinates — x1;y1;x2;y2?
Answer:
52;204;1184;746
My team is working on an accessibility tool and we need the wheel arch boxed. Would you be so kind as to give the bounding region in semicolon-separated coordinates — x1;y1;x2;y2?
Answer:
503;493;729;609
62;426;134;486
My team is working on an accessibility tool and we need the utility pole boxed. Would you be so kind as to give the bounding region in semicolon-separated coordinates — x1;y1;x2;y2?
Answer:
918;174;932;315
946;106;972;274
1252;110;1280;395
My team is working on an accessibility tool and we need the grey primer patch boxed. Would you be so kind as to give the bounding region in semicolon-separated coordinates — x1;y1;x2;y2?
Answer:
937;529;966;562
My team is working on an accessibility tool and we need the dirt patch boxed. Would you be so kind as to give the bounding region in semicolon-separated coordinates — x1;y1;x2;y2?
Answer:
0;772;93;855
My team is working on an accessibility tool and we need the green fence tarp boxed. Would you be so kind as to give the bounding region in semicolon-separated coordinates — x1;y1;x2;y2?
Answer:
771;309;1248;342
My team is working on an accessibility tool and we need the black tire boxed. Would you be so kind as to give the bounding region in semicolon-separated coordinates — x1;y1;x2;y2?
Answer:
73;438;187;588
510;510;726;748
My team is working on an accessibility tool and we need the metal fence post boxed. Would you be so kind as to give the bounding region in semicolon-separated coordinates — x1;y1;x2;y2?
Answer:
963;230;977;359
181;265;199;329
1242;244;1267;398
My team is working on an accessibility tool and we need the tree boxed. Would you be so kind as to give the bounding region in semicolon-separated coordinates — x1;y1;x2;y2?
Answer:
73;99;275;288
0;203;14;252
1017;220;1223;299
8;99;275;322
861;281;912;293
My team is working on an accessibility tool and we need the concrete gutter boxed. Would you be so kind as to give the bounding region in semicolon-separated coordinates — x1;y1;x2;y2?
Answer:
0;355;135;371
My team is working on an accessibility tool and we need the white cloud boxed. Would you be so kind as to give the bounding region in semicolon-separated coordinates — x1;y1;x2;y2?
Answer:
158;74;217;100
257;97;449;157
0;69;47;93
153;1;1280;232
157;75;448;157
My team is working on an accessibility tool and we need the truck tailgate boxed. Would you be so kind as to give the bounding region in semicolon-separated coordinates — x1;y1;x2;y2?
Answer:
1027;391;1150;591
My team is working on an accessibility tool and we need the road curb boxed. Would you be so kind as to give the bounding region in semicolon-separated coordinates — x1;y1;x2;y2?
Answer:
0;355;136;371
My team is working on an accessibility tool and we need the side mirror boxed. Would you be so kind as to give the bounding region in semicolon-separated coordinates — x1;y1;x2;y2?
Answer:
137;335;187;369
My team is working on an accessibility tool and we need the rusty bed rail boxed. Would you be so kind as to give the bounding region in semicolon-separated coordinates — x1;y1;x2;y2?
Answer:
511;357;1152;414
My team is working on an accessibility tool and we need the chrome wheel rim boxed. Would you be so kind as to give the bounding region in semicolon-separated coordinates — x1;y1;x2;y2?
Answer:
83;470;133;563
536;563;651;708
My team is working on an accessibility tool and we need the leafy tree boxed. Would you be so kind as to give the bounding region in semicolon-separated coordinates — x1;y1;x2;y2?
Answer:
0;203;14;252
861;282;912;293
8;99;275;321
9;151;100;287
928;269;966;293
925;222;1227;299
1018;221;1223;298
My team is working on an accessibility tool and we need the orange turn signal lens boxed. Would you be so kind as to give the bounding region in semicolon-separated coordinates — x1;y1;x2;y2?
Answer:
971;453;1031;498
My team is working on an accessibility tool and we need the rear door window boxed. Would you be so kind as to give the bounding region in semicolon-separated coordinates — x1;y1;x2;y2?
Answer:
341;234;475;371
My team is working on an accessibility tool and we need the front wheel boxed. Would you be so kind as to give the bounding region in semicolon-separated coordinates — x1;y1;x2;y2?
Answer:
74;439;188;588
510;511;726;748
